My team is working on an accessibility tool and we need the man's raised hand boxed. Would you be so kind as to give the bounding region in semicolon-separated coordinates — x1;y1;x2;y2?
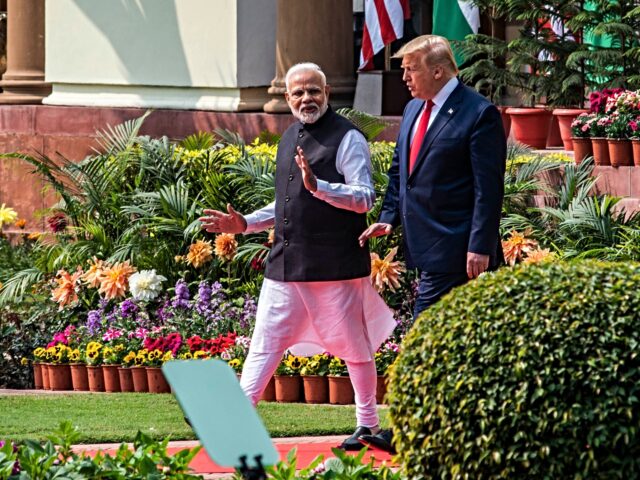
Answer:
199;204;247;234
358;223;393;247
294;146;318;193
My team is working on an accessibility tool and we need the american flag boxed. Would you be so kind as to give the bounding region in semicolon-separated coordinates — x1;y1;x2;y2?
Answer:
359;0;411;71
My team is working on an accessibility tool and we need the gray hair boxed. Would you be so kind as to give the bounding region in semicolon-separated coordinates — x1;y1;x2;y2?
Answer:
285;63;327;91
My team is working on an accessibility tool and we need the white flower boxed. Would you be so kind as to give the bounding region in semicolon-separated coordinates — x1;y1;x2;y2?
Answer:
128;270;167;301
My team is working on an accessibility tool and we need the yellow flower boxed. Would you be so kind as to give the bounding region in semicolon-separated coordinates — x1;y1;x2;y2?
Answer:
193;350;208;359
51;268;83;310
86;341;103;353
33;347;46;359
123;351;136;365
523;248;555;265
370;247;406;293
162;351;174;362
502;229;539;266
20;357;29;365
98;261;136;299
179;352;193;360
82;257;106;288
214;233;237;262
68;349;81;362
229;359;241;368
186;240;213;268
0;203;18;228
174;255;186;264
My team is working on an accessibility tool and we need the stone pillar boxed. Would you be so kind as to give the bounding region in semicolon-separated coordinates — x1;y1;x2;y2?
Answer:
264;0;354;113
0;0;50;104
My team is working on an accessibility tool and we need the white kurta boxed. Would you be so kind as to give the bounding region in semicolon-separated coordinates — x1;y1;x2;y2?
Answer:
243;129;396;362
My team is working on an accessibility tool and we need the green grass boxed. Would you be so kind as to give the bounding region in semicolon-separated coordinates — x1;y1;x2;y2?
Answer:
0;394;389;443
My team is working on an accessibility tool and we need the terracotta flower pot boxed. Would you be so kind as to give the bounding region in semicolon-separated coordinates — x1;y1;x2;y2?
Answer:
41;363;51;390
497;106;511;139
102;364;122;392
328;375;354;405
608;138;633;167
118;367;134;392
546;114;562;148
554;108;589;151
33;363;43;389
146;366;171;393
70;363;89;391
131;367;149;392
48;364;72;391
302;375;329;404
632;139;640;166
505;107;553;149
274;375;302;402
571;137;593;165
260;376;276;402
375;375;388;404
591;137;611;166
86;365;105;392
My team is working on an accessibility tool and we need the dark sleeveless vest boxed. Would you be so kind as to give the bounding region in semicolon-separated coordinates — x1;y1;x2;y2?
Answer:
264;107;371;282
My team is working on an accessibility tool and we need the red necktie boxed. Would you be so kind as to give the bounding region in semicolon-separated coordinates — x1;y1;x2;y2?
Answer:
409;100;434;173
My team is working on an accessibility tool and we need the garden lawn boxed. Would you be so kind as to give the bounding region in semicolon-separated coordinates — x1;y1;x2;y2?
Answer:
0;394;389;443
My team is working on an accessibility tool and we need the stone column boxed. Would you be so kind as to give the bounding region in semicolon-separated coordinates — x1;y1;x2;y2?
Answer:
264;0;354;113
0;0;50;104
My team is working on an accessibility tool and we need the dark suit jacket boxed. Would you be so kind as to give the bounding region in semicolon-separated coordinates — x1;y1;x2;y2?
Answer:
378;81;506;273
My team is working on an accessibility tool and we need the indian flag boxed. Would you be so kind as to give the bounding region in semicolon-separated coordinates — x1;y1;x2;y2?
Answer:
432;0;480;66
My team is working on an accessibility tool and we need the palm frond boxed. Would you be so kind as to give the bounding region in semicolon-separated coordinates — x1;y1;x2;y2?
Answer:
336;108;389;141
0;268;44;305
95;110;152;154
179;131;216;150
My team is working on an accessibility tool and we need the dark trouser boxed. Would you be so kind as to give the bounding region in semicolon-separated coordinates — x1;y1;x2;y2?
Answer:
413;271;469;318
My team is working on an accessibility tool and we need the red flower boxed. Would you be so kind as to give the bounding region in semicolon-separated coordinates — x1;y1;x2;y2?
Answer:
47;212;68;233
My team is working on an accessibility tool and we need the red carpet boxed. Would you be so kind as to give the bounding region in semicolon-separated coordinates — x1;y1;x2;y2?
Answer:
80;441;395;474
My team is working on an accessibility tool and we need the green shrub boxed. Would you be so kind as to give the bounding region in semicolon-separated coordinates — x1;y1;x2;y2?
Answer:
388;261;640;479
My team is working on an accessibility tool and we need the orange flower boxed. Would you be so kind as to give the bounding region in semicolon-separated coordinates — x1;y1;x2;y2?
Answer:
14;219;27;229
523;248;554;265
27;232;41;241
51;269;83;310
214;234;237;262
501;229;539;266
82;256;106;288
370;247;406;292
98;261;136;300
186;240;213;268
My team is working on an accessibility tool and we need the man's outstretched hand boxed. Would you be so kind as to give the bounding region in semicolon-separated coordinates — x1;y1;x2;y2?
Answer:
358;223;393;247
294;146;318;193
199;204;247;234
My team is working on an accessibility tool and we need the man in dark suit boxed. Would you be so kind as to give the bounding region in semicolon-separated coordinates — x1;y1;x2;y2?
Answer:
358;35;506;452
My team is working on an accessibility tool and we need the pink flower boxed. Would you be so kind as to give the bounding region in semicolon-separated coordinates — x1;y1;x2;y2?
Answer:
102;328;123;341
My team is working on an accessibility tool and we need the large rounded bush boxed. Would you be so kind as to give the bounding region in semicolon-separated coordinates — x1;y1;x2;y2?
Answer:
389;261;640;479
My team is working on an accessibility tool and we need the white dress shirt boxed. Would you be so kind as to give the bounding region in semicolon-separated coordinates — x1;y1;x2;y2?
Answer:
410;76;460;142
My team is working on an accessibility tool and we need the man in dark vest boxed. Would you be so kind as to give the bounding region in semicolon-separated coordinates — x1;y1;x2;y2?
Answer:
200;63;396;450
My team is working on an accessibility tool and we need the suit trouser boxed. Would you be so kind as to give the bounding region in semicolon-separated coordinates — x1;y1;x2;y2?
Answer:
414;271;469;318
240;349;379;428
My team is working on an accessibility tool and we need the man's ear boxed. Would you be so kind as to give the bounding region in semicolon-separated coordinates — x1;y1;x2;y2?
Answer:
325;85;331;101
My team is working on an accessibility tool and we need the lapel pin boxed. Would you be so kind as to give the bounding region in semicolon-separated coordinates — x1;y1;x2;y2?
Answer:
448;108;454;115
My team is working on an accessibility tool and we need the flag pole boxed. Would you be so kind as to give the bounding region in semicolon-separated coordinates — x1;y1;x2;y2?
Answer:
384;44;391;71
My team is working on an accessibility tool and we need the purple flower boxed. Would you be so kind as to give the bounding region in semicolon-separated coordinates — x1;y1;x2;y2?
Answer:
172;280;190;309
120;299;139;318
239;295;257;330
196;281;212;315
86;310;102;335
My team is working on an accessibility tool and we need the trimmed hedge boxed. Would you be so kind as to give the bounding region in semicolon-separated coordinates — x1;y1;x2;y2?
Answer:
389;261;640;479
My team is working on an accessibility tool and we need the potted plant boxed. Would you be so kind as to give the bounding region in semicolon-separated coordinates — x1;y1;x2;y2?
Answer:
590;114;611;166
145;349;172;394
68;346;89;391
300;353;330;404
274;353;305;402
570;113;595;164
32;347;46;390
101;344;125;393
131;349;149;392
629;115;640;166
328;356;353;405
605;112;633;167
118;350;136;392
47;343;73;391
85;341;105;392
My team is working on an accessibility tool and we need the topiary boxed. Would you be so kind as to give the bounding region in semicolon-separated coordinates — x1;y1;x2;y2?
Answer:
388;261;640;479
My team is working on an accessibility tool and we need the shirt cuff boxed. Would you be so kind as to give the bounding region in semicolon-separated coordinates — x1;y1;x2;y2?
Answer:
311;179;330;200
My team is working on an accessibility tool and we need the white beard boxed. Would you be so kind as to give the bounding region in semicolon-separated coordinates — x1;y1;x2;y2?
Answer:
293;102;328;124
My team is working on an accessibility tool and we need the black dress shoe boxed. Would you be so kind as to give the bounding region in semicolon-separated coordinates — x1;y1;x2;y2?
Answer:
359;429;395;454
338;426;372;451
